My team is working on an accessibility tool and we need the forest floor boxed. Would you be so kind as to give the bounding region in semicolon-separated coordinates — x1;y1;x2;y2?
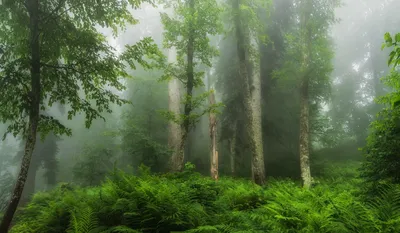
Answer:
5;161;400;233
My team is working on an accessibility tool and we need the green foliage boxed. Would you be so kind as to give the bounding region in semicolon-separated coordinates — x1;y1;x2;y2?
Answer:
0;0;161;139
361;31;400;185
382;32;400;67
10;164;400;233
159;0;223;131
67;205;99;233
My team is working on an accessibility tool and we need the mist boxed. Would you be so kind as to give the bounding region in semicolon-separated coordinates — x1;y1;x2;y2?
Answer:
1;0;400;232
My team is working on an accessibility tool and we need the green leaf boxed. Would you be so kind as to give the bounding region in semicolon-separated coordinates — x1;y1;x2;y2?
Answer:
388;51;396;66
384;32;392;43
395;33;400;43
392;97;400;108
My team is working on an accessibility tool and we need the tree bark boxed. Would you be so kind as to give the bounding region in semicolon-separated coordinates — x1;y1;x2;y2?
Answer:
20;162;38;206
0;0;41;231
298;0;312;189
232;0;265;185
167;47;183;172
209;89;218;180
299;79;312;188
229;121;237;176
250;39;265;184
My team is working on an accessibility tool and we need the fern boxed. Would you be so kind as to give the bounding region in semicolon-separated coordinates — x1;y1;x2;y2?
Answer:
67;206;98;233
101;225;141;233
10;167;400;233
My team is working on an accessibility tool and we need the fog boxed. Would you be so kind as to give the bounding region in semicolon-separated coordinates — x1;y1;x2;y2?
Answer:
1;0;400;230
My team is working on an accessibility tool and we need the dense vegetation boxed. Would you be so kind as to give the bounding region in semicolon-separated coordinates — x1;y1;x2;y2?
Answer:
7;163;400;233
1;0;400;232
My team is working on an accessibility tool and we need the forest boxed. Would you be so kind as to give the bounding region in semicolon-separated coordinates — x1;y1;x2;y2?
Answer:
1;0;400;232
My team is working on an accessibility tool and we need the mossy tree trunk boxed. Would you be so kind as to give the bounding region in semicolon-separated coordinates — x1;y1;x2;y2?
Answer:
232;0;265;185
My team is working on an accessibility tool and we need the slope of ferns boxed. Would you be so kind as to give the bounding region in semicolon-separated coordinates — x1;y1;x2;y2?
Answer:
9;164;400;233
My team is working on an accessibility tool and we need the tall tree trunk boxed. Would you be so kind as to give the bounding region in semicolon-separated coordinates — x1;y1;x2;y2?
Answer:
229;121;237;176
232;0;265;185
167;47;183;172
251;40;265;184
0;0;41;231
171;0;195;172
209;89;218;180
298;0;312;189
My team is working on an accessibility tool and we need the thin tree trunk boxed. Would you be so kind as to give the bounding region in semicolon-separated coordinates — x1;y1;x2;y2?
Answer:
229;121;237;176
298;0;312;189
167;47;183;172
232;0;265;185
209;89;218;180
172;0;195;172
0;0;41;231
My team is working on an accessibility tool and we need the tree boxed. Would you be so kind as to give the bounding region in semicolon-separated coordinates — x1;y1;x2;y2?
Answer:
160;0;223;172
231;0;269;185
297;0;314;189
272;0;338;187
0;0;160;231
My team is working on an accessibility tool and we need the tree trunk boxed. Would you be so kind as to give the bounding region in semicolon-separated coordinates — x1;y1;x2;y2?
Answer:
299;80;312;188
171;0;195;172
232;0;265;185
298;0;312;189
0;0;41;231
167;47;183;172
229;121;237;176
209;89;218;180
250;39;265;184
20;162;38;206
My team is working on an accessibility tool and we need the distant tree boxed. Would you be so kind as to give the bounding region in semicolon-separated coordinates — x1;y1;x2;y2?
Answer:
160;0;223;172
73;144;115;186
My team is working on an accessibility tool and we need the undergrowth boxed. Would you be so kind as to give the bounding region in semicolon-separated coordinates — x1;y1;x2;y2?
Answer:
8;163;400;233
